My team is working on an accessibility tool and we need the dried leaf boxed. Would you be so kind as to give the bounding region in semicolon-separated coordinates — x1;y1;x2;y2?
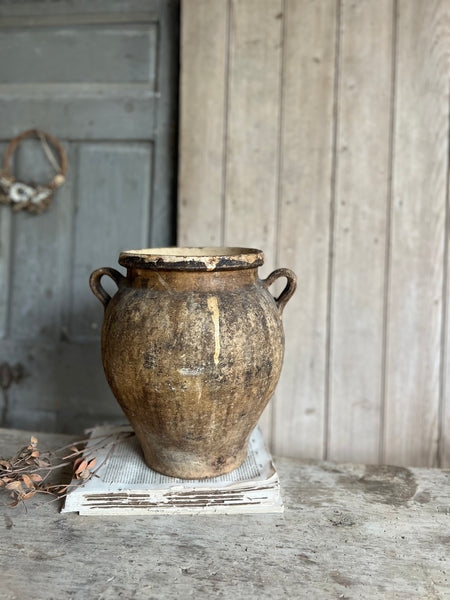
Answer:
29;474;42;483
0;460;11;469
20;490;36;501
73;457;83;470
87;458;97;470
21;474;34;489
30;436;38;446
31;450;40;458
74;460;88;476
6;481;22;491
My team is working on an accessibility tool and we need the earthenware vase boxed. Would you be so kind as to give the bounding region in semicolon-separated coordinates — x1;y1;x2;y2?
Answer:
89;247;296;479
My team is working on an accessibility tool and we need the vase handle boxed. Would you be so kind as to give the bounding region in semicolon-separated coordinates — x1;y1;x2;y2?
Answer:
89;267;125;309
262;268;297;315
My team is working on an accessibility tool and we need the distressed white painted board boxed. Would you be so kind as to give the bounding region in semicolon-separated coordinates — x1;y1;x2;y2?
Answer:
274;0;336;461
223;0;283;443
149;1;179;247
439;6;450;469
384;0;449;467
179;0;450;466
178;0;228;246
224;0;282;268
327;0;393;463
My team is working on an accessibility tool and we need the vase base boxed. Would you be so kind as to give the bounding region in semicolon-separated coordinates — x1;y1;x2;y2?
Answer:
141;443;249;480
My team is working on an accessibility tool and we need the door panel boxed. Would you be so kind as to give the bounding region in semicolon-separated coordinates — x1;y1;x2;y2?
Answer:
71;142;153;341
0;1;178;432
1;340;124;433
8;141;74;342
0;25;158;84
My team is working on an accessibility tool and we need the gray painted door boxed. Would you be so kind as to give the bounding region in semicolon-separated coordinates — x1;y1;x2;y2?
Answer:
0;1;178;432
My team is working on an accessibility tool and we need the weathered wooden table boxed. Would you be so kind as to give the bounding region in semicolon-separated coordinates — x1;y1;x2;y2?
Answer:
0;428;449;599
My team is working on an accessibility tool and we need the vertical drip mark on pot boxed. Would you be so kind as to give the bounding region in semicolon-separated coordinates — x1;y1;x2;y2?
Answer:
207;296;221;366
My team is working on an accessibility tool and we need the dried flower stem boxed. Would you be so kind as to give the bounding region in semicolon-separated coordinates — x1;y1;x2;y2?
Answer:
0;431;133;507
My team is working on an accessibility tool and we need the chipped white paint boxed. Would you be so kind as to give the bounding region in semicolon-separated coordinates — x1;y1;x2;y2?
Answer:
207;296;220;366
204;256;221;271
178;367;205;376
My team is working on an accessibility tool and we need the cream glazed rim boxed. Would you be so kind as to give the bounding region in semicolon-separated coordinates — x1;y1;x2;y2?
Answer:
119;247;265;271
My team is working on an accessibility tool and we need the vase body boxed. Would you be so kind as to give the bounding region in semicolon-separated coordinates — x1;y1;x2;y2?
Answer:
90;247;296;479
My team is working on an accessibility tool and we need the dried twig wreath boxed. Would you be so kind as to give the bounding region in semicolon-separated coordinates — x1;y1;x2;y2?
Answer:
0;129;67;214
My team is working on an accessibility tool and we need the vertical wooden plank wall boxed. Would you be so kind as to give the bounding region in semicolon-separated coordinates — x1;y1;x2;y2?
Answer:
328;0;393;464
224;0;282;436
178;1;228;245
385;0;450;467
179;0;450;466
275;0;336;459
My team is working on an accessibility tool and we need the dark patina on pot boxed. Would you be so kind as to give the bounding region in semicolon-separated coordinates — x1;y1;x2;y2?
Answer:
90;247;296;479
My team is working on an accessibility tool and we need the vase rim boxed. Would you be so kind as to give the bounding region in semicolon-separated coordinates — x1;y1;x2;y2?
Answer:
119;247;264;271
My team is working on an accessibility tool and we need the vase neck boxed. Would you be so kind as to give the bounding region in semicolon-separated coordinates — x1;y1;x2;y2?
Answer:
127;267;258;292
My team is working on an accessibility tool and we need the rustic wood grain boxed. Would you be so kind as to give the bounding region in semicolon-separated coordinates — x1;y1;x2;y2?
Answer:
0;143;11;339
273;0;336;460
0;83;157;140
0;0;166;18
223;0;282;264
0;25;158;84
0;341;123;433
8;140;71;341
1;428;449;599
150;0;179;247
223;0;283;443
384;0;450;467
176;0;450;467
327;0;394;463
178;0;229;247
440;10;450;470
444;161;450;469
